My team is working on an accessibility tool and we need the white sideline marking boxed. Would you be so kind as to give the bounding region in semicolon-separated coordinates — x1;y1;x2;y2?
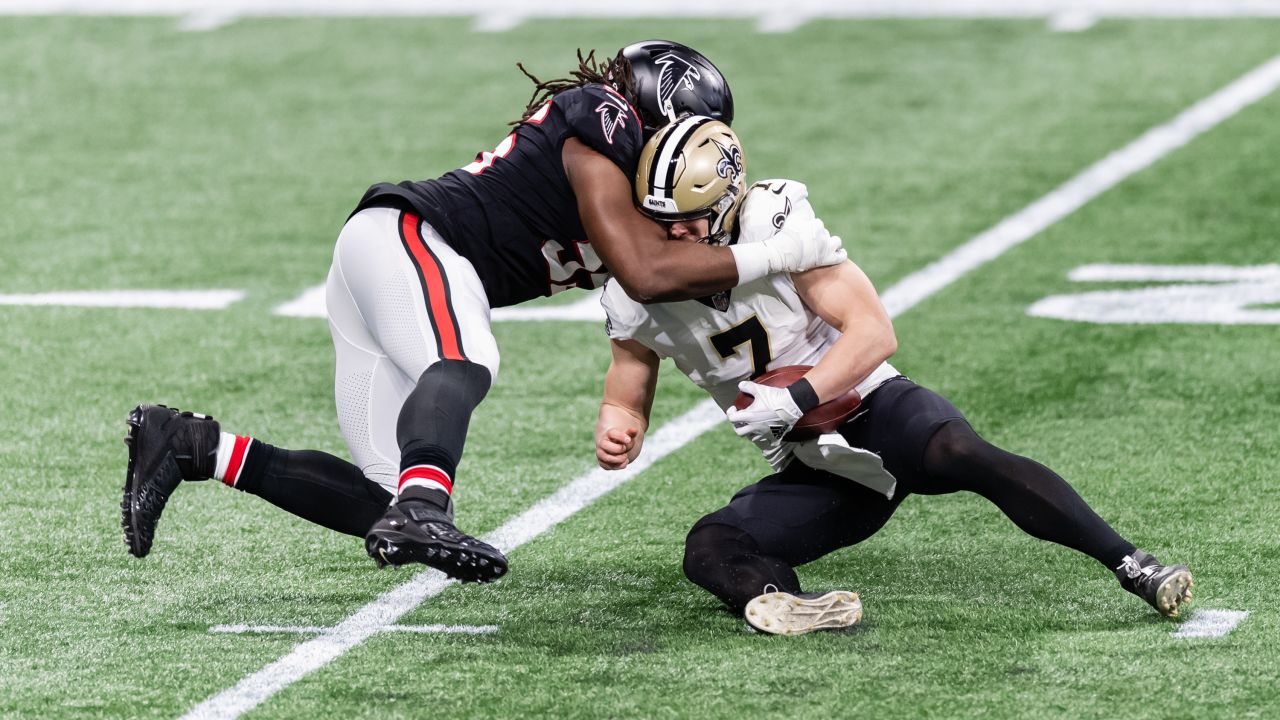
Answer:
210;624;498;635
0;290;243;310
180;55;1280;720
1172;609;1249;638
9;0;1280;22
273;284;607;322
879;53;1280;318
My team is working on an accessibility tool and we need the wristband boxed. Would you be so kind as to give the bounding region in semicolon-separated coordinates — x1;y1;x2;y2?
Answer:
786;378;821;414
729;243;773;285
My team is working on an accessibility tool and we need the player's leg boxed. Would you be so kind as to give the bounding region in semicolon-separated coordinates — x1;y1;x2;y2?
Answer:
121;405;392;558
683;466;902;634
843;377;1192;617
331;207;506;582
920;419;1191;616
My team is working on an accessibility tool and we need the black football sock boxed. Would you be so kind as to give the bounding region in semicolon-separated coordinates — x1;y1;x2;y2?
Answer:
683;521;802;615
395;359;492;506
232;442;392;537
920;420;1137;568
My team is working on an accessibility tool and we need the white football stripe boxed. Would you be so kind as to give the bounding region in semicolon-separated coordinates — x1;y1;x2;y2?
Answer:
1171;609;1249;639
181;53;1280;720
0;290;243;310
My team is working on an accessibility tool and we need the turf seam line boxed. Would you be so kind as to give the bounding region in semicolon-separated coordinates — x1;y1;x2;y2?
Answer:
178;53;1280;720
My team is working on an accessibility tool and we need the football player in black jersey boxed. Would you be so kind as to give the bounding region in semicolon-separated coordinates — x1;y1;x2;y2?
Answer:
121;41;847;584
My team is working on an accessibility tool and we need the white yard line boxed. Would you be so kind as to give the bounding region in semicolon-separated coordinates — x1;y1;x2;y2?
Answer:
1172;609;1250;639
879;54;1280;318
180;54;1280;720
273;285;606;322
0;290;243;310
180;401;725;720
210;624;499;635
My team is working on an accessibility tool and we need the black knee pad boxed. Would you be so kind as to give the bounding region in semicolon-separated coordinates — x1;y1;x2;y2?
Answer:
683;516;756;580
397;359;493;473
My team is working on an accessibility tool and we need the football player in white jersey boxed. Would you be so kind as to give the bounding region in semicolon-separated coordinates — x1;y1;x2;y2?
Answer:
595;115;1194;635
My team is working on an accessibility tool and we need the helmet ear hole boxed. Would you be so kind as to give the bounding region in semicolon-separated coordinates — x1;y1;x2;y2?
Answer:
635;115;746;246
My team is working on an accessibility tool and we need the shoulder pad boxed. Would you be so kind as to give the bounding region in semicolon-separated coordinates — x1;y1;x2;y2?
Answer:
600;279;648;341
558;85;645;177
736;179;815;246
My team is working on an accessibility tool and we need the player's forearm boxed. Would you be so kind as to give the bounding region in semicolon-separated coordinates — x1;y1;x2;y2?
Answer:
804;319;897;404
615;244;740;303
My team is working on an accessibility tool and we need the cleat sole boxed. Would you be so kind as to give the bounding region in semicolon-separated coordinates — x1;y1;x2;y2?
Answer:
744;591;863;636
1154;569;1194;618
364;528;507;583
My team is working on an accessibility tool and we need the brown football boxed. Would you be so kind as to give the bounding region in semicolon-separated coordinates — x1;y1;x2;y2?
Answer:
732;364;862;441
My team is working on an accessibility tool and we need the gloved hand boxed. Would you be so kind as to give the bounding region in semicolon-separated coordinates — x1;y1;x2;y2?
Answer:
759;437;797;472
726;380;804;445
759;217;847;274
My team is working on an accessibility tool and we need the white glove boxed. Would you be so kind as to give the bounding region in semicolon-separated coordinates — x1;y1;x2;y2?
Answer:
730;216;847;283
726;380;804;444
760;438;797;472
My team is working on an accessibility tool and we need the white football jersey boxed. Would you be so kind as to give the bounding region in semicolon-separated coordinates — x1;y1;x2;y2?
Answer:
602;179;900;416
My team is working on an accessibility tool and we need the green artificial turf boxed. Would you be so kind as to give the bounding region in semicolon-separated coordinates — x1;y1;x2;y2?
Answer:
1;15;1277;720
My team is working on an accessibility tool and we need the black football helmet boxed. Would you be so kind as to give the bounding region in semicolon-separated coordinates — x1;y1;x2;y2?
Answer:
618;40;734;138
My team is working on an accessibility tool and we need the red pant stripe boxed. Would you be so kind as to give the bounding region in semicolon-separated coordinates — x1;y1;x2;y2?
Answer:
399;212;466;362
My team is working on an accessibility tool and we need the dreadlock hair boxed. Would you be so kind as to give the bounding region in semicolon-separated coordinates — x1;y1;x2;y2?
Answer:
512;48;636;125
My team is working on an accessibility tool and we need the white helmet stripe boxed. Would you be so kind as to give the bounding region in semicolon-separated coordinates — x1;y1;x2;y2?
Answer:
651;116;713;199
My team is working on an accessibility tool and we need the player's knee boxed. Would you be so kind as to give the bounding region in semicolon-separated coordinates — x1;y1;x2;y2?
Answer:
683;519;751;584
415;359;492;407
923;419;990;473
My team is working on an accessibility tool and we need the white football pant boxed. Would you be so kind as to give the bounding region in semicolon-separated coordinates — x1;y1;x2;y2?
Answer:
325;206;500;493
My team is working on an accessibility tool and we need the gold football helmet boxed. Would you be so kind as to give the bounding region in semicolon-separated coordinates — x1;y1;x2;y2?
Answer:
635;115;746;245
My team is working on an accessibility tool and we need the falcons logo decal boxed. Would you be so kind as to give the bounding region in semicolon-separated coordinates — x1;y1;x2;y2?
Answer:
654;52;702;118
711;138;743;180
595;95;630;145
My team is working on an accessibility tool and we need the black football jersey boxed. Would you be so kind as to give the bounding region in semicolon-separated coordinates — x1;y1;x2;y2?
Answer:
353;84;644;308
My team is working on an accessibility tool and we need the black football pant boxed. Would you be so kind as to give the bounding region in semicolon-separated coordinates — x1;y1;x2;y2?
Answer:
682;377;1138;613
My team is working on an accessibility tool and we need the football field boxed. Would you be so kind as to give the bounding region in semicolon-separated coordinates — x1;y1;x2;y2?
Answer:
2;9;1279;719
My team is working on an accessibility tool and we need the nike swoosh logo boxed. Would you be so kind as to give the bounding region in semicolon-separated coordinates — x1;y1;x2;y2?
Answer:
769;182;787;195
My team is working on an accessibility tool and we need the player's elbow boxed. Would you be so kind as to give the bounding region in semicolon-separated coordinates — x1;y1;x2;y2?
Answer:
878;323;898;362
613;271;677;305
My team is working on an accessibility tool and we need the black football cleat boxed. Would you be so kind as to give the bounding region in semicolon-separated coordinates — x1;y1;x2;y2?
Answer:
744;590;863;636
121;404;219;558
365;501;508;583
1115;550;1194;618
